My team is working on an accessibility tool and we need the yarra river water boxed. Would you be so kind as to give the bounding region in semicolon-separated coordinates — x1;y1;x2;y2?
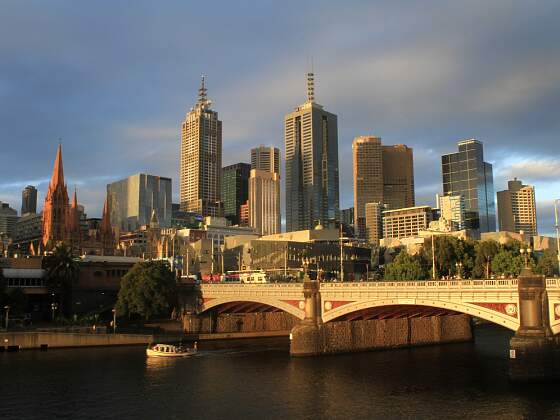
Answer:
1;326;559;419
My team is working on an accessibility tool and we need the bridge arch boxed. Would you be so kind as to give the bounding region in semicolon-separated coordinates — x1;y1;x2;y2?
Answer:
322;298;520;331
201;297;305;320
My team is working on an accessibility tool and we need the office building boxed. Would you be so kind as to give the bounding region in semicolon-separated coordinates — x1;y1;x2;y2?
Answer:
383;206;435;240
340;207;354;229
107;173;172;231
365;202;384;244
21;185;38;215
439;194;466;231
0;202;18;238
249;169;281;236
382;144;415;210
285;72;339;232
497;178;537;236
441;139;496;233
251;145;280;174
180;76;223;217
221;163;250;225
352;136;415;239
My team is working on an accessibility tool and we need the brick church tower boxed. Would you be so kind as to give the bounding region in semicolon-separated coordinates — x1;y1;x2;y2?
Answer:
65;188;82;252
42;144;70;251
100;197;115;255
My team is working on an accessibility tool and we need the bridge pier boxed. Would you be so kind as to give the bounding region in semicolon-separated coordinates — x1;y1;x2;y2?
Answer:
289;277;324;356
509;268;560;382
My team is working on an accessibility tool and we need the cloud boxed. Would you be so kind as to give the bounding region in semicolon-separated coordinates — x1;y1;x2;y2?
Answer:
496;158;560;184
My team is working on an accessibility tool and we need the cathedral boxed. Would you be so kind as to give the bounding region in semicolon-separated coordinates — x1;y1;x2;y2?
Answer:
41;145;115;256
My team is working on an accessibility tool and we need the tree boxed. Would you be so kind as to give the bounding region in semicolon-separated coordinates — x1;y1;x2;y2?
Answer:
384;251;429;281
43;243;79;316
116;260;178;320
535;250;558;277
474;240;500;278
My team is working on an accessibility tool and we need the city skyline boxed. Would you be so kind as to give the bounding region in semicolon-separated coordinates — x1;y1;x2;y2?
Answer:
1;1;560;234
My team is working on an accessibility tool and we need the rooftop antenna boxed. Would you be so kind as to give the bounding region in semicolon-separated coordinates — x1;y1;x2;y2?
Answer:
198;74;207;104
306;57;314;103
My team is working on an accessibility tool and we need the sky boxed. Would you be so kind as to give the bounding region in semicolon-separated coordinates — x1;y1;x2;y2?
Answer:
1;0;559;234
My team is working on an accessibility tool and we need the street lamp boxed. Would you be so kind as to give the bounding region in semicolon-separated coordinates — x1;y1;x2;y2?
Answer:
455;262;463;279
520;246;533;269
51;302;58;322
4;305;10;331
112;308;117;334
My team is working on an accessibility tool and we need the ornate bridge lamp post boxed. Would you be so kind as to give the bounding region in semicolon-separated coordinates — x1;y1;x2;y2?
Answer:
51;302;58;322
520;246;532;269
455;262;463;280
4;305;9;331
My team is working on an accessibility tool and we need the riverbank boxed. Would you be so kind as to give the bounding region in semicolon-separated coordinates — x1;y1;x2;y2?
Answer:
0;330;290;351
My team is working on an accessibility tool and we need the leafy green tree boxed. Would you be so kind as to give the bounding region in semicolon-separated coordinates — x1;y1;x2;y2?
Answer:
384;251;429;281
535;250;558;277
474;240;500;278
116;260;178;320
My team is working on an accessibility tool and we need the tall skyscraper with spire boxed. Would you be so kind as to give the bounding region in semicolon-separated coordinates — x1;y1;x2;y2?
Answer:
180;76;223;217
42;144;70;249
284;72;339;231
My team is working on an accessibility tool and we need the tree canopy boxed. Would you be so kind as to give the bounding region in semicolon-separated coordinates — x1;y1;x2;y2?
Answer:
116;260;178;320
384;251;429;281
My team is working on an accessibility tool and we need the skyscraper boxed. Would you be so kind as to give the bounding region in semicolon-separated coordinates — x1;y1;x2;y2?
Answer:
497;178;537;236
221;163;250;225
441;139;496;233
251;145;280;174
285;72;339;231
0;202;18;238
249;145;281;235
352;136;414;239
180;76;223;217
107;173;172;231
353;136;383;238
21;185;37;215
249;169;280;236
382;144;415;210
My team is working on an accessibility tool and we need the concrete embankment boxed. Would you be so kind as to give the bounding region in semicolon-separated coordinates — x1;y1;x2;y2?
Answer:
291;314;473;356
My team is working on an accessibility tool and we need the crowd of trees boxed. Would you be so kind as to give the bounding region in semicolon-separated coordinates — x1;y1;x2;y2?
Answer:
383;237;559;281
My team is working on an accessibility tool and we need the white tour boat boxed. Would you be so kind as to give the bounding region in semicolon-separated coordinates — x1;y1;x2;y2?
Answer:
146;342;197;358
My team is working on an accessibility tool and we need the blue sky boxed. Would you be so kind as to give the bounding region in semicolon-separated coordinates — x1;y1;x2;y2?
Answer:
1;0;559;233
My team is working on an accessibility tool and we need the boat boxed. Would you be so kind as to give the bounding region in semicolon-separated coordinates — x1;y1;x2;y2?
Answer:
146;342;197;358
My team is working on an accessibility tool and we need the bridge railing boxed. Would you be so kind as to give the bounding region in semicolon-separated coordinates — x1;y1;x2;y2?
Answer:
320;279;519;289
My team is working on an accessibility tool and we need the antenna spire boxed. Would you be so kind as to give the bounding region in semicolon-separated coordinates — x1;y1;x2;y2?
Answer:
198;74;207;104
306;70;315;103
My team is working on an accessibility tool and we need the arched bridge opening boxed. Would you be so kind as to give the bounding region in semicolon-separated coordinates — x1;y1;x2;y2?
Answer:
329;305;461;322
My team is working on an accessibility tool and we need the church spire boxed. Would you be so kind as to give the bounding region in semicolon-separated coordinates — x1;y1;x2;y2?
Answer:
101;197;111;234
50;144;65;188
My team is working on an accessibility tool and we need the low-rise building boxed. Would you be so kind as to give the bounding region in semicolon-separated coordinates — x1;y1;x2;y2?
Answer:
383;206;436;240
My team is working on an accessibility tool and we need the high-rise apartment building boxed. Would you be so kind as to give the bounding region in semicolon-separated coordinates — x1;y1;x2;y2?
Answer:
251;145;279;174
180;76;223;217
439;194;466;231
221;163;250;225
107;173;172;231
285;72;339;232
497;178;537;236
21;185;37;215
249;169;280;236
441;139;496;233
352;136;414;239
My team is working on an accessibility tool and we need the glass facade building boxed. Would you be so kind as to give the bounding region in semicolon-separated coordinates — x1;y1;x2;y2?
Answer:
441;139;496;233
221;163;250;225
107;173;172;231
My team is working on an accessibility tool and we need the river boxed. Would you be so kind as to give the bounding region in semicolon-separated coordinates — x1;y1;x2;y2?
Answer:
1;325;558;419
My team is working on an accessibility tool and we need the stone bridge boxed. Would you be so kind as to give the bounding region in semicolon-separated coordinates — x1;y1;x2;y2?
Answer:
200;278;560;334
